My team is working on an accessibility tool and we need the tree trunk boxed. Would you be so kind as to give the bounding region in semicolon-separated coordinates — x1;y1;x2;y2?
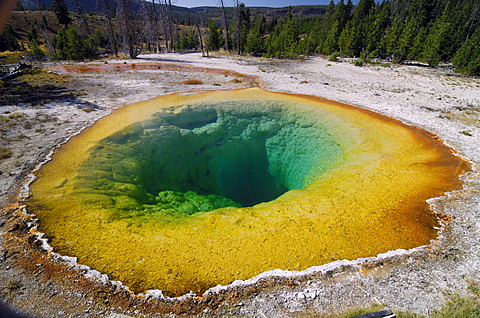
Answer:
234;0;241;54
167;0;175;51
196;23;206;57
219;0;231;52
102;0;118;56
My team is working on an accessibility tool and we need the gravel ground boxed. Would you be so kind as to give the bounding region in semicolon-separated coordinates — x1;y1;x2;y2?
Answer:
0;53;479;317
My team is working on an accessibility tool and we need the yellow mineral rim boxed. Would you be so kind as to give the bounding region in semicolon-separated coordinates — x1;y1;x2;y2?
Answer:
29;88;469;296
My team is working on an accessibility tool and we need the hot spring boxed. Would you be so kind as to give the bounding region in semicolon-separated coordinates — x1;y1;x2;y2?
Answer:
29;88;469;297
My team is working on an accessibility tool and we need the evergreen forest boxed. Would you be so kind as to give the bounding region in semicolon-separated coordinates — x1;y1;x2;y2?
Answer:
1;0;479;76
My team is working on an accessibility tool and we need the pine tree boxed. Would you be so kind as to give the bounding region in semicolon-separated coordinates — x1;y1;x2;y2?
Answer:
233;3;251;54
207;20;223;51
245;15;266;56
29;39;45;60
384;17;403;60
52;0;71;25
0;25;21;52
266;9;300;58
338;20;355;56
364;1;390;57
422;2;452;66
452;27;480;76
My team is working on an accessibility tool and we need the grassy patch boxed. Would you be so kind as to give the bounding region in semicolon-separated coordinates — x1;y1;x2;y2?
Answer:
430;295;480;318
6;280;21;290
0;147;13;159
468;280;480;297
0;66;73;106
0;51;24;66
296;304;387;318
440;107;480;127
22;68;67;86
338;304;386;317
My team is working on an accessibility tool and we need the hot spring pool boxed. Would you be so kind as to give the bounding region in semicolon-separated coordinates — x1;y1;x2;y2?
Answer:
29;88;469;296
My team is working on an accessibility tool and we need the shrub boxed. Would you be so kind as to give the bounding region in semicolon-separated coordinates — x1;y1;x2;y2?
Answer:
328;52;339;62
353;58;364;66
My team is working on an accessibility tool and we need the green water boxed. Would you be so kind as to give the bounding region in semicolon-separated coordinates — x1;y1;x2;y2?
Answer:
73;100;342;219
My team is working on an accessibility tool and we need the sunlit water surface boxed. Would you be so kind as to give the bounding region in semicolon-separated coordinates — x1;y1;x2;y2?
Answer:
29;88;469;296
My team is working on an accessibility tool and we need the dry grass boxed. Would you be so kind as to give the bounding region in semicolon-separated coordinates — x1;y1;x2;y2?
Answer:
0;66;72;106
0;147;12;159
181;79;203;85
0;51;24;65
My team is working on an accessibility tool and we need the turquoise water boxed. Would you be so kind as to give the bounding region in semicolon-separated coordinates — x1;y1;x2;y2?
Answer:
72;100;342;219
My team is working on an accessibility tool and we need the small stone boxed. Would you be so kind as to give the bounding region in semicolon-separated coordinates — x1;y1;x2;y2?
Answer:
305;290;317;299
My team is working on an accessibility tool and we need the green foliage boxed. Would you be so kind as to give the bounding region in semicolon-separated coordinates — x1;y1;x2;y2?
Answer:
430;295;480;318
232;3;251;54
27;26;38;42
52;0;71;25
231;0;480;75
265;12;301;58
53;26;98;60
174;30;199;51
7;0;480;75
28;39;45;60
453;28;480;76
353;58;364;66
245;25;265;56
422;5;451;67
328;51;339;62
0;25;21;52
207;20;224;51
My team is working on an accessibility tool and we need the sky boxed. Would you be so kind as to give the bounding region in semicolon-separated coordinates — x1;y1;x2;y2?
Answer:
173;0;360;9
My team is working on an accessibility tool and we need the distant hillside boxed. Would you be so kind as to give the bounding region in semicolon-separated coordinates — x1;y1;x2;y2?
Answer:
19;0;103;13
18;0;327;22
179;5;327;22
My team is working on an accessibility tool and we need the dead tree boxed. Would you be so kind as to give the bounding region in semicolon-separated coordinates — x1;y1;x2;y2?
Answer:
196;21;207;57
234;0;240;54
219;0;231;52
150;0;161;53
37;17;55;54
166;0;175;51
102;0;118;56
159;0;172;51
116;0;140;58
